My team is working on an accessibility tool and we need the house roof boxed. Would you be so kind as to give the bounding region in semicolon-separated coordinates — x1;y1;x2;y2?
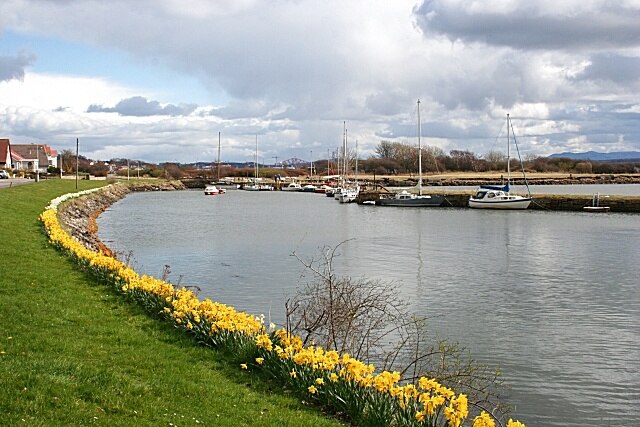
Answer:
42;144;58;157
0;139;10;165
11;144;51;164
11;151;25;161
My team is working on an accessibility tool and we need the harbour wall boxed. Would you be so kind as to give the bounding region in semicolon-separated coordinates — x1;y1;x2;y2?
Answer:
356;189;640;213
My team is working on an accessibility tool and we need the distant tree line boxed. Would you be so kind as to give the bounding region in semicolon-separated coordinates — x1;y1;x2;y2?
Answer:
354;140;640;175
56;141;640;181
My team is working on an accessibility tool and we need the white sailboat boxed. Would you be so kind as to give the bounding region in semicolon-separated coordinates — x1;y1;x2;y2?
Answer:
376;99;444;207
468;114;532;209
204;132;227;195
337;126;360;203
244;135;273;191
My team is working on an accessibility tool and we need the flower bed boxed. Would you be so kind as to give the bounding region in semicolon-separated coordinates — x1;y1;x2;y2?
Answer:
40;187;525;427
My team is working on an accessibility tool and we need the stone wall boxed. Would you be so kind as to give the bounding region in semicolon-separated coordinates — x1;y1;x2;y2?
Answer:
57;181;185;254
357;189;640;212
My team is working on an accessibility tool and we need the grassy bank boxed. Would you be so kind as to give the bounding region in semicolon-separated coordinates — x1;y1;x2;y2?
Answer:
0;180;342;426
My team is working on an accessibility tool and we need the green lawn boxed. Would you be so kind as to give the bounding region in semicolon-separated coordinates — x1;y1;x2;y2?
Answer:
0;180;343;426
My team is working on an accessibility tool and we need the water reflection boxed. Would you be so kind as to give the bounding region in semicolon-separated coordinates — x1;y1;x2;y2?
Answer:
98;190;640;427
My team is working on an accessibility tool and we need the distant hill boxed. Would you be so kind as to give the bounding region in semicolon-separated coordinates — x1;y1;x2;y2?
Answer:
548;151;640;161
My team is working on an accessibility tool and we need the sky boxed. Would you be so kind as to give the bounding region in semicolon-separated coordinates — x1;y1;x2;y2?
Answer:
1;0;639;165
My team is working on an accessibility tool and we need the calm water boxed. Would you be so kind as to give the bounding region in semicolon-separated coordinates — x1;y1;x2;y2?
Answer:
98;188;640;427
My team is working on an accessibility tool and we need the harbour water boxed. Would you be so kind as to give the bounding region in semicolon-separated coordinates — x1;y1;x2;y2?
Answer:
98;187;640;427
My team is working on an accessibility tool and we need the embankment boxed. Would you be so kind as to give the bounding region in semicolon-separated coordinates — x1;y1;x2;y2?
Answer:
57;181;184;254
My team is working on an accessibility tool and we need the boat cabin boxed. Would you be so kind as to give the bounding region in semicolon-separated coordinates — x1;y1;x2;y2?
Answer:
396;190;413;200
473;189;522;201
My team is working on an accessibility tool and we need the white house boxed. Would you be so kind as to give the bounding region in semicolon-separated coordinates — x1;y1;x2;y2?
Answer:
11;143;59;173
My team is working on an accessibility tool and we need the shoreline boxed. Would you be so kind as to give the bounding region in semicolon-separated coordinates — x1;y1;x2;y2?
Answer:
181;172;640;189
57;181;184;255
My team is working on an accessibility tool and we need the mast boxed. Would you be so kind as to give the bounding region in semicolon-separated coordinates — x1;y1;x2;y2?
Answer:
342;121;347;179
217;131;221;181
255;134;258;180
355;139;358;184
417;99;423;196
506;114;511;189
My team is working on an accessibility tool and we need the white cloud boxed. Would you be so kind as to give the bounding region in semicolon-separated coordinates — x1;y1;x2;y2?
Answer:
0;72;132;112
0;0;638;162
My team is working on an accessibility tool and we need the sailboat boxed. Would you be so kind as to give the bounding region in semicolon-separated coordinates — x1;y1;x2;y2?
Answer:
376;99;444;207
468;114;532;209
204;132;226;195
244;135;273;191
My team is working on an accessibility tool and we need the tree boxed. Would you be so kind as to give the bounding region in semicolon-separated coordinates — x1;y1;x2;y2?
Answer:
574;161;593;174
163;163;183;179
375;140;396;159
287;242;511;422
484;150;506;171
449;150;479;172
59;149;76;174
422;145;445;173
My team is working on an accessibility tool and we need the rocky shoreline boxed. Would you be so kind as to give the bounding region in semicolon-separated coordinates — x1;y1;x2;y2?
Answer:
57;181;185;255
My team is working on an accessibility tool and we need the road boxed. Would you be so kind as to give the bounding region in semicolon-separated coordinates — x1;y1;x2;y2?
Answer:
0;178;35;189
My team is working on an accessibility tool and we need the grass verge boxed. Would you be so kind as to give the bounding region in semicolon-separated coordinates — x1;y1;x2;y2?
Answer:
0;180;343;427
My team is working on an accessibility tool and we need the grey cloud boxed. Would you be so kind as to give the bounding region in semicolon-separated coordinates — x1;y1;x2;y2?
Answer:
206;100;278;120
87;96;197;116
379;120;492;141
365;90;411;117
414;1;640;51
0;52;36;82
552;103;640;139
574;54;640;84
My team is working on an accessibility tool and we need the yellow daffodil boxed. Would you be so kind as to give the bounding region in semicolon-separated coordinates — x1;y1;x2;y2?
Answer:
472;411;496;427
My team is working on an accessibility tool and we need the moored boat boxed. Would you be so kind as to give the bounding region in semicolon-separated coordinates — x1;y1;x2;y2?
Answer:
375;99;443;208
583;193;610;212
376;190;443;207
338;186;359;203
468;187;530;209
204;184;226;195
282;182;302;191
315;184;332;194
468;114;532;210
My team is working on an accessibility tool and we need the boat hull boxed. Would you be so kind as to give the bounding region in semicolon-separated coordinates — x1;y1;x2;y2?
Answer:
376;195;445;207
204;185;226;195
468;197;531;209
583;206;610;213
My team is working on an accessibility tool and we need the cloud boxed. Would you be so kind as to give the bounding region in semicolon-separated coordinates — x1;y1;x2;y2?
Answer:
414;0;640;51
0;0;639;162
87;96;198;116
0;51;35;82
574;53;640;84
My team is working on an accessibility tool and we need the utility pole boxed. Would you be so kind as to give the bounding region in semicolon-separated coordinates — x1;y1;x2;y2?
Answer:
127;159;130;181
272;155;279;167
75;138;79;190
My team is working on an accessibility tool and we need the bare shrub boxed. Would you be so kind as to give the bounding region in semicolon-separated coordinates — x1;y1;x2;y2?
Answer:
287;241;511;423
